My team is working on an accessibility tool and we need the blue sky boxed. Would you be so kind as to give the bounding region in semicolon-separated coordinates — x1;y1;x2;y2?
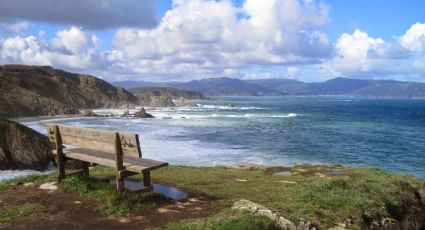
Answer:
0;0;424;82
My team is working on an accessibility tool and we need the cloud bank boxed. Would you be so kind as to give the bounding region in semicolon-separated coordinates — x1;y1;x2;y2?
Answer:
0;0;424;82
0;0;158;29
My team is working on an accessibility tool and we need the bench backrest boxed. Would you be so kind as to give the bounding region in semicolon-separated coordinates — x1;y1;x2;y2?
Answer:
47;124;142;158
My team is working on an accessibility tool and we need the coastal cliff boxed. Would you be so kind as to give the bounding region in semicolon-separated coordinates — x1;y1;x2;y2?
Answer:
0;118;51;170
0;65;138;117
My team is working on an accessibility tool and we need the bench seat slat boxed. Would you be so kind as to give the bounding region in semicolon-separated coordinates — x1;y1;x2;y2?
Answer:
53;148;168;172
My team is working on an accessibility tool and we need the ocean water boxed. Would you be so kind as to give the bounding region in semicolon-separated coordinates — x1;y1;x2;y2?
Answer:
23;96;425;179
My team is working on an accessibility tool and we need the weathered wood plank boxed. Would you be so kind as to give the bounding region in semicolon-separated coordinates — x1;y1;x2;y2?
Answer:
47;124;141;157
52;148;168;173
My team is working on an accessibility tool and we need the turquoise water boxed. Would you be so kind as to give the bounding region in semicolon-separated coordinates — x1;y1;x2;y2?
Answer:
26;96;425;179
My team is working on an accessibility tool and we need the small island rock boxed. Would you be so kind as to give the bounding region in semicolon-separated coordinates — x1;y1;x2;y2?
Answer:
134;108;154;118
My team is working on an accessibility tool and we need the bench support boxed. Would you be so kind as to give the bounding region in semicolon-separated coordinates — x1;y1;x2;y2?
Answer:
143;171;151;187
115;133;125;192
54;125;65;182
82;161;90;177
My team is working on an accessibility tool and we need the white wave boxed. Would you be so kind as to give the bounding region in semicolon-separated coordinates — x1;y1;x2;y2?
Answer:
0;169;45;182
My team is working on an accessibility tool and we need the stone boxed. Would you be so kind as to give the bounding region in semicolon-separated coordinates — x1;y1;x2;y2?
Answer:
314;172;326;178
23;182;35;187
158;208;180;213
278;180;297;184
0;118;52;171
273;171;293;176
74;201;82;204
82;109;98;117
133;108;154;118
118;218;131;223
188;198;200;202
232;199;296;230
235;179;248;182
39;182;58;190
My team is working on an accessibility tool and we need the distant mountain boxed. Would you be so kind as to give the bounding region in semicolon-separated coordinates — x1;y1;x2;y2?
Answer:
129;87;208;100
0;65;138;117
246;79;307;95
113;77;425;98
171;77;279;96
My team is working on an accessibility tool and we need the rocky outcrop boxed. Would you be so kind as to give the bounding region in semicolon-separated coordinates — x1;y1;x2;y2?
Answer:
136;94;175;107
232;199;296;230
0;118;51;170
134;108;154;118
174;98;197;107
0;65;138;117
82;109;98;117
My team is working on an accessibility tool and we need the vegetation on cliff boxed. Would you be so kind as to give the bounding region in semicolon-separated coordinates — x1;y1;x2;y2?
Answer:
0;165;423;229
0;65;138;117
129;87;208;100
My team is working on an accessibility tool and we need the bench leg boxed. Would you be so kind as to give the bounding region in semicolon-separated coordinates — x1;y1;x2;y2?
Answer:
82;161;89;177
56;153;65;182
143;171;151;187
116;173;125;193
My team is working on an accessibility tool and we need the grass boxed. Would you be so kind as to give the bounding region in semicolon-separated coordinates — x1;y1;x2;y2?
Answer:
164;210;277;230
59;175;170;215
0;164;424;228
0;203;44;229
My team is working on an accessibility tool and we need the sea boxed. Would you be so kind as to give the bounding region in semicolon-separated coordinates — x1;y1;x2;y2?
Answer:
2;96;425;181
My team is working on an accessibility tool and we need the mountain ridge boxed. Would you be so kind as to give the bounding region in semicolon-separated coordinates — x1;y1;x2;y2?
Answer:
113;77;425;98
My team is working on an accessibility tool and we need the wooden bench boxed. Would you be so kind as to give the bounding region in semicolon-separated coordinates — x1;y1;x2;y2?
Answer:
47;124;168;192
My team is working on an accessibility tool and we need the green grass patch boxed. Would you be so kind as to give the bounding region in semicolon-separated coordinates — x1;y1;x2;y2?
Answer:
60;175;169;215
164;210;277;230
0;173;55;192
0;203;44;229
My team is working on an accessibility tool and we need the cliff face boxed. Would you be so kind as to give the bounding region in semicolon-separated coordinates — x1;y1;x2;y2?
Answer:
129;87;208;100
0;118;51;170
0;65;138;117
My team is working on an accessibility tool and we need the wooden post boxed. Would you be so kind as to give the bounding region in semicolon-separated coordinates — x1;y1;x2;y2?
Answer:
115;133;125;192
143;171;151;187
55;125;65;182
82;161;89;177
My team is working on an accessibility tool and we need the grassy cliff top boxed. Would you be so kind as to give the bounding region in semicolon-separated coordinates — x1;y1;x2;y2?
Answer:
0;164;424;229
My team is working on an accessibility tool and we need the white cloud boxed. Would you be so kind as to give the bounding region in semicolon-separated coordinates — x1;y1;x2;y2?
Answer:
0;27;107;71
110;0;332;80
321;25;425;82
399;23;425;53
0;0;158;29
1;21;30;35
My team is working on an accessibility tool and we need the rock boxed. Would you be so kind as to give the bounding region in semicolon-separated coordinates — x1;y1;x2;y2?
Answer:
278;180;297;185
174;98;196;106
82;109;98;117
23;182;35;187
133;108;154;118
158;208;180;213
39;182;58;190
235;179;249;182
314;172;326;178
232;199;296;230
0;118;52;170
273;171;293;176
137;95;176;107
74;201;82;204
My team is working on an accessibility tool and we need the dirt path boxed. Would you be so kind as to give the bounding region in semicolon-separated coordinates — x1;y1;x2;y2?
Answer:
1;184;221;229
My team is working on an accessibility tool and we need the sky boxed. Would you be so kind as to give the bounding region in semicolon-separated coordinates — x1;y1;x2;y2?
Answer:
0;0;424;83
